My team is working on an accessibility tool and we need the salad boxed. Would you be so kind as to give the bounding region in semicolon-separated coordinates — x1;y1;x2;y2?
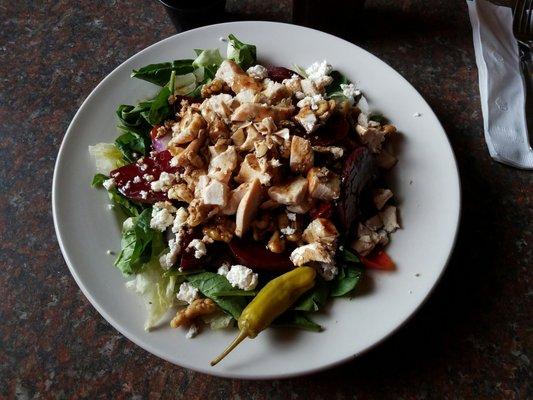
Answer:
90;35;400;365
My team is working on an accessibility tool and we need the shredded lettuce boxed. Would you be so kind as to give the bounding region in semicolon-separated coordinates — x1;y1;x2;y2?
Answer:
88;143;125;174
125;258;177;331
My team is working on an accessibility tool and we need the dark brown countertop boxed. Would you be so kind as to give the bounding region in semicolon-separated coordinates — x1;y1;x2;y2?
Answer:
1;0;531;398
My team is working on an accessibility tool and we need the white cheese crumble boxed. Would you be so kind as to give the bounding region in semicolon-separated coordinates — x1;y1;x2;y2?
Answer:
102;178;115;190
133;176;141;184
186;323;199;339
270;158;282;167
217;264;230;276
143;174;154;182
139;190;148;200
159;235;181;270
340;83;360;104
296;94;323;110
286;212;296;221
225;265;258;291
172;207;188;233
176;282;199;304
150;201;177;231
150;172;176;192
280;226;296;235
187;239;207;259
246;64;268;80
305;60;333;89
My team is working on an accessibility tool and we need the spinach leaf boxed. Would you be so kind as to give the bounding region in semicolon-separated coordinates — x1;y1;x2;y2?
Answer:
369;113;388;124
330;267;362;297
115;128;151;163
213;289;257;297
186;272;248;319
227;34;257;70
116;104;151;129
92;173;108;188
162;268;205;279
115;209;161;275
147;86;172;126
107;188;143;218
274;312;322;332
325;70;350;98
294;280;330;312
342;248;361;264
131;59;195;86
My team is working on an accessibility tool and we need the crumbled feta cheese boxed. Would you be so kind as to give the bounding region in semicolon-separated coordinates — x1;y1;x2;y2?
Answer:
317;262;338;281
340;83;360;104
159;235;181;269
123;181;131;190
225;265;258;291
102;178;115;190
286;212;296;221
176;282;199;304
305;60;333;89
133;176;141;184
139;163;147;171
295;91;305;100
246;64;268;80
171;207;188;233
296;94;323;110
217;264;230;276
280;226;296;235
150;172;176;192
380;205;400;233
139;190;148;200
143;174;154;182
186;323;199;339
150;201;177;231
270;158;282;167
187;239;207;259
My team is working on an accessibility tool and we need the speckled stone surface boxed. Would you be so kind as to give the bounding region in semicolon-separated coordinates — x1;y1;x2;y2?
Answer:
1;0;531;398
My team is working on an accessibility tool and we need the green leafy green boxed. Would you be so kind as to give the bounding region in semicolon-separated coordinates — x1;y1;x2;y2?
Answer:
147;86;172;126
325;70;350;99
186;272;248;319
116;104;151;129
330;267;362;297
342;248;361;264
369;113;388;124
131;59;195;86
107;189;143;217
213;289;257;297
114;209;161;275
115;129;151;163
226;34;257;70
274;312;322;332
91;173;108;188
162;268;205;280
294;281;330;312
291;64;308;78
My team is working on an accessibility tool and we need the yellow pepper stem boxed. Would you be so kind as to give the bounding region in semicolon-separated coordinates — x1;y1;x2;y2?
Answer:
210;330;248;366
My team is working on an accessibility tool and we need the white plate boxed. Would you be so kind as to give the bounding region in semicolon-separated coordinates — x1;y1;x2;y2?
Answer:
53;21;460;379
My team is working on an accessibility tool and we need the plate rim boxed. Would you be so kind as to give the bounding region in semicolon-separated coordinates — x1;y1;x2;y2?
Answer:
52;20;461;379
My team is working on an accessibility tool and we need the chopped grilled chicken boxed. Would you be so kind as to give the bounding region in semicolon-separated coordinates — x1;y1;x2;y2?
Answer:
170;109;206;145
215;60;262;93
222;182;250;215
290;135;314;174
307;167;340;201
231;103;295;123
290;242;334;266
208;145;238;184
235;153;272;186
294;106;318;133
302;218;339;249
268;176;308;205
235;178;263;237
373;188;393;210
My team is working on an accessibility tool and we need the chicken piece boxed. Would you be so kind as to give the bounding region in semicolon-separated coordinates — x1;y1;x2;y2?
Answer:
302;218;339;249
290;135;314;174
237;125;262;152
168;183;194;203
351;223;389;256
254;117;277;135
373;188;393;210
290;242;334;266
262;79;291;105
294;106;318;133
312;146;344;159
187;198;216;227
235;88;259;104
200;103;230;142
200;93;236;124
365;214;383;231
300;79;320;96
268;176;308;206
222;182;250;215
282;74;302;95
380;205;400;233
307;167;340;201
208;145;238;184
169;111;206;146
202;179;229;206
235;153;272;186
231;103;295;123
286;197;314;214
356;125;386;153
170;138;204;168
235;178;263;237
215;60;262;93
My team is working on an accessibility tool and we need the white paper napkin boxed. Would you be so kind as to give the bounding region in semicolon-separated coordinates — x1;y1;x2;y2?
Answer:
467;0;533;169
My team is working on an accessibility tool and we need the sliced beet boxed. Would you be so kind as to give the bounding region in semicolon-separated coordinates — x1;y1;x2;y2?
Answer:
337;147;377;231
267;66;294;82
229;238;294;272
309;113;350;146
110;150;180;204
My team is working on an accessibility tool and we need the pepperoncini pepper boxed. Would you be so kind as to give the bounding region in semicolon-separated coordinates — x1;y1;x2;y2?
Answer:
210;266;316;366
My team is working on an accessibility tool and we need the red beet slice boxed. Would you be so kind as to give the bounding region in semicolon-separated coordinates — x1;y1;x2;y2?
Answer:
109;150;180;204
179;229;204;270
267;66;295;82
229;238;294;272
337;147;377;231
310;113;350;146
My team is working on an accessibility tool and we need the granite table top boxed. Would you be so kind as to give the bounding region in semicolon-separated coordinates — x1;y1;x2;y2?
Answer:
1;0;531;398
